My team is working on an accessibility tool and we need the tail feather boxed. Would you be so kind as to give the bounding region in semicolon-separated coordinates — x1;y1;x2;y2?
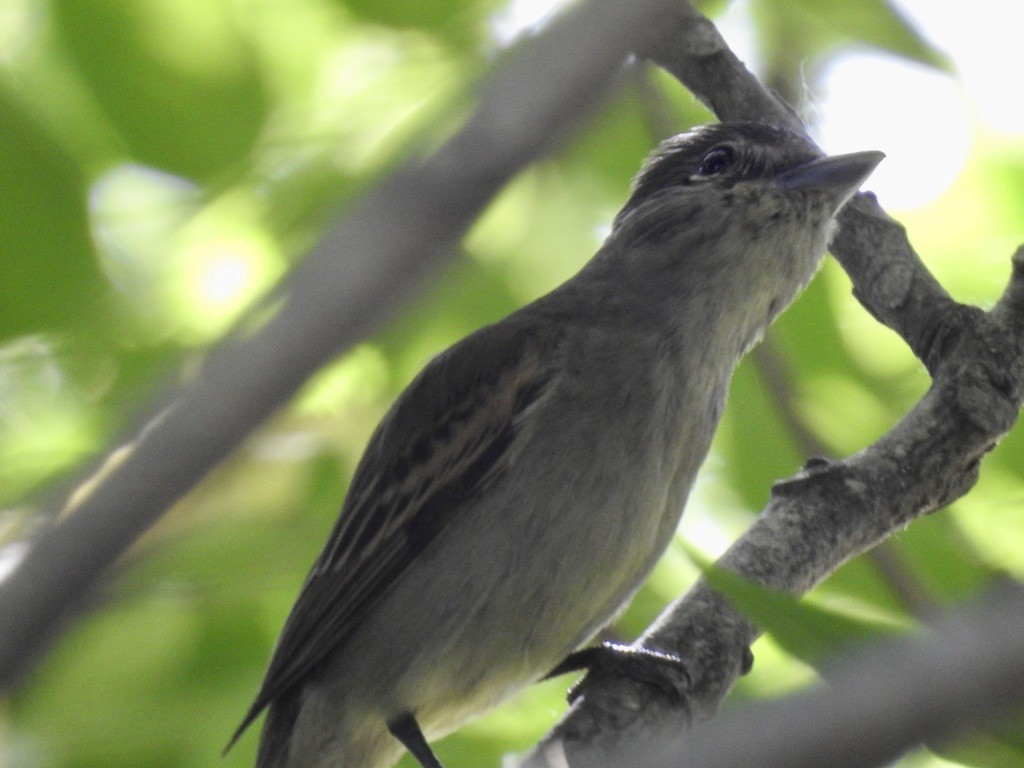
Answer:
224;693;301;768
224;700;266;757
255;695;302;768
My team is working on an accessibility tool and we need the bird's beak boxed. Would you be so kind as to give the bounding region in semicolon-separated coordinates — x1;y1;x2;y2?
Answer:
774;150;885;211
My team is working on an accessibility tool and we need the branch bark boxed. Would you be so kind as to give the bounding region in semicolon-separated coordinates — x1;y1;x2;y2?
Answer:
531;581;1024;768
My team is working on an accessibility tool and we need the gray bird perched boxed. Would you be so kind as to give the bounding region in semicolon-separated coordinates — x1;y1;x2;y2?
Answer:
227;122;883;768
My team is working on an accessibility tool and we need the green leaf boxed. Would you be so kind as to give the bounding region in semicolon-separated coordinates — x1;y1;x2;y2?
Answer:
52;0;266;179
754;0;950;78
688;545;908;666
936;725;1024;768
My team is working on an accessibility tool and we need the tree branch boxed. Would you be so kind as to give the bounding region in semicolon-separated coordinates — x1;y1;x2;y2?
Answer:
531;582;1024;768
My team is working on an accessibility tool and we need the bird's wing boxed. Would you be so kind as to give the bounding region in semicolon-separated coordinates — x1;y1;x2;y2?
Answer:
228;319;562;746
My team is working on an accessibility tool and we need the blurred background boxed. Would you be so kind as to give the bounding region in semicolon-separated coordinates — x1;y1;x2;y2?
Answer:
1;0;1023;766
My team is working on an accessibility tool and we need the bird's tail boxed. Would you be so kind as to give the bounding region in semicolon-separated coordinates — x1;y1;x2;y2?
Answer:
223;694;301;768
254;695;302;768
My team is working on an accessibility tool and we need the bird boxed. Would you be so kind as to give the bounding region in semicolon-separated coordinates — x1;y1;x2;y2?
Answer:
227;121;883;768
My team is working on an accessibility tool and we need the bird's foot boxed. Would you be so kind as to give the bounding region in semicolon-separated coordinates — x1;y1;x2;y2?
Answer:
545;642;691;706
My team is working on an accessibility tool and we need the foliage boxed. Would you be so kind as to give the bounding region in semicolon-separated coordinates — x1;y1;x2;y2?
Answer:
1;1;1022;767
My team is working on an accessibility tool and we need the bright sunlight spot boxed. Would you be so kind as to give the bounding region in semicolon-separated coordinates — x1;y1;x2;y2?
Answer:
0;0;42;65
813;52;971;211
815;0;1024;211
90;163;201;297
896;0;1024;133
169;226;283;342
197;253;251;305
488;0;567;47
90;164;285;343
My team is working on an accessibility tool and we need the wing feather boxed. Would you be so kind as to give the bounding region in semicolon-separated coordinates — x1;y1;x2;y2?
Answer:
228;320;561;746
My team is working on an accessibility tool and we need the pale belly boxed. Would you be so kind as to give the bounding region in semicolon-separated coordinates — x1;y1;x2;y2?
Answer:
288;361;719;767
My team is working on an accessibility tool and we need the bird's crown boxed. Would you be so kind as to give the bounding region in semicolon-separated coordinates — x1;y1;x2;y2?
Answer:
619;122;823;221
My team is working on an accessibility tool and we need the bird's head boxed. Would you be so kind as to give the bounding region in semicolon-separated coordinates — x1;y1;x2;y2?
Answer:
596;121;883;349
615;122;882;233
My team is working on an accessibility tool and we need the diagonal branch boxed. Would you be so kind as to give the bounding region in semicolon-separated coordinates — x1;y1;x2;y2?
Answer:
537;581;1024;768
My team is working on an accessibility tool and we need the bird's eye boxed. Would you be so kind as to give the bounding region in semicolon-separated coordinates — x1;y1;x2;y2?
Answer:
695;146;735;178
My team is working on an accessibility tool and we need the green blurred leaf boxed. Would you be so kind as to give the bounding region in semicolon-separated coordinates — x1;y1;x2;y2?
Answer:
51;0;266;179
0;86;101;339
337;0;504;50
936;723;1024;768
689;546;908;666
753;0;950;79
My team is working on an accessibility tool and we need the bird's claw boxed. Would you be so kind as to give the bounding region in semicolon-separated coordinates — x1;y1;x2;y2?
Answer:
546;642;691;706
